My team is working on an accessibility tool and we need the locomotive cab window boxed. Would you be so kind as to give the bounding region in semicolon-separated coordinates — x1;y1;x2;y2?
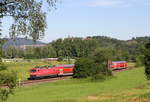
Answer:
63;65;74;68
31;69;36;72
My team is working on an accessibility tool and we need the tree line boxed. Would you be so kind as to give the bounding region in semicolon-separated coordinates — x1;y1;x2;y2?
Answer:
3;36;149;63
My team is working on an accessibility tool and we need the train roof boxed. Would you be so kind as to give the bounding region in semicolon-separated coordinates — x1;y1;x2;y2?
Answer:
34;65;53;69
32;64;74;69
112;61;127;63
56;64;74;67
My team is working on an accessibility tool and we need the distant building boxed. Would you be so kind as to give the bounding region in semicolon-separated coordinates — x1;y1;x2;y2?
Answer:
3;38;46;50
42;58;58;61
84;36;93;40
2;58;24;62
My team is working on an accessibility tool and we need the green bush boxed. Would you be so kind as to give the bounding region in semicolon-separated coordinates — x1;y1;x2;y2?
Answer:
92;47;113;64
73;48;113;80
73;57;112;79
91;74;106;81
91;48;113;77
144;41;150;80
135;55;144;67
73;58;96;78
91;64;112;81
0;71;17;102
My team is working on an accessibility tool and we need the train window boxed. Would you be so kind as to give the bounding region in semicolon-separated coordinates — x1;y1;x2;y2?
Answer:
31;69;36;72
64;66;74;68
48;66;53;68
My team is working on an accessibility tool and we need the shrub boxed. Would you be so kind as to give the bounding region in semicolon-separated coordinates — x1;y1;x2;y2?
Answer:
92;48;113;77
73;48;113;79
73;58;96;78
73;57;112;79
144;41;150;80
91;74;106;81
91;64;112;81
135;55;144;67
92;47;113;64
0;71;17;102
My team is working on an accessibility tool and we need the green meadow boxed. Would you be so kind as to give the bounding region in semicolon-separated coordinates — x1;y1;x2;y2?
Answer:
5;61;69;80
4;62;150;102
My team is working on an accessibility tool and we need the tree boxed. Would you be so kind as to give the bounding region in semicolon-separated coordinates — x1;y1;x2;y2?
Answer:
73;48;113;79
43;45;56;58
24;47;35;59
92;47;113;64
0;36;17;102
0;71;17;102
135;55;144;67
0;21;2;35
73;58;96;78
73;57;112;79
144;41;150;80
0;0;57;41
92;48;113;77
0;0;57;101
4;47;18;58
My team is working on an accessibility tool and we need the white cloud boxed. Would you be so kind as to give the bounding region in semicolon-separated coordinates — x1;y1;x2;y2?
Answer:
90;0;122;7
87;0;150;7
88;0;124;7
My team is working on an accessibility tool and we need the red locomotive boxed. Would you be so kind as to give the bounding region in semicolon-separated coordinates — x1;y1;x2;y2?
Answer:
29;64;74;79
110;61;128;70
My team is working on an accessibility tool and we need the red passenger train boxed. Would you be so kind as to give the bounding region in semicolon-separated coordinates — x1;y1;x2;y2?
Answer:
110;61;128;70
29;64;74;79
29;61;128;80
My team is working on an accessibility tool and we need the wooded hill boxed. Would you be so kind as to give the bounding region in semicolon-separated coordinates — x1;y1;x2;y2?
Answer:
50;36;149;61
2;36;150;62
3;38;46;49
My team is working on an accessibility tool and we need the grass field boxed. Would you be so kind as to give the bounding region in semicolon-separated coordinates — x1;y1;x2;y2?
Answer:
5;61;69;80
4;63;150;102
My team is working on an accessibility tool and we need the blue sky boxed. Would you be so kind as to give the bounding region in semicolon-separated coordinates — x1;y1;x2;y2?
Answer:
2;0;150;42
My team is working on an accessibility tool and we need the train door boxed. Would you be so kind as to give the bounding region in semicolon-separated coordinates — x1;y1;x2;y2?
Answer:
63;65;74;74
50;67;57;76
58;68;64;75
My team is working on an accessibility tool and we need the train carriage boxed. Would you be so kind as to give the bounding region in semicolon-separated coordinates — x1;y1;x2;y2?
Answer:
110;61;128;70
29;61;128;80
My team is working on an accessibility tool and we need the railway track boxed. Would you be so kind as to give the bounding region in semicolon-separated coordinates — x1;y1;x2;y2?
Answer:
20;76;72;86
113;68;128;72
112;66;134;73
19;67;133;86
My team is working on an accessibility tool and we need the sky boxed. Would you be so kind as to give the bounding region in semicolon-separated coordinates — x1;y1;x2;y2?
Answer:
1;0;150;42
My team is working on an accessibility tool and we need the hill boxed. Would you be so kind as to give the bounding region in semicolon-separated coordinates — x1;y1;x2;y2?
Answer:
50;36;150;61
3;38;46;49
2;36;150;60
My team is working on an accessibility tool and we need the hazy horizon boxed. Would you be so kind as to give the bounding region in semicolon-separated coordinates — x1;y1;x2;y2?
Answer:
2;35;150;43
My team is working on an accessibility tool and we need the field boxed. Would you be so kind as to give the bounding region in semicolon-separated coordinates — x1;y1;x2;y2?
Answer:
5;61;69;80
4;62;150;102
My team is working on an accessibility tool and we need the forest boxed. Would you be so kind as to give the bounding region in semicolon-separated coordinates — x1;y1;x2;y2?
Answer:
2;36;150;63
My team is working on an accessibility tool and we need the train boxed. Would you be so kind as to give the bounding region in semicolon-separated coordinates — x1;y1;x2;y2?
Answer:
29;64;74;79
29;61;128;80
110;61;128;70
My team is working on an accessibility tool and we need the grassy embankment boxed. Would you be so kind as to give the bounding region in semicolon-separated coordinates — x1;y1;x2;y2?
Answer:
4;62;150;102
5;61;69;80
